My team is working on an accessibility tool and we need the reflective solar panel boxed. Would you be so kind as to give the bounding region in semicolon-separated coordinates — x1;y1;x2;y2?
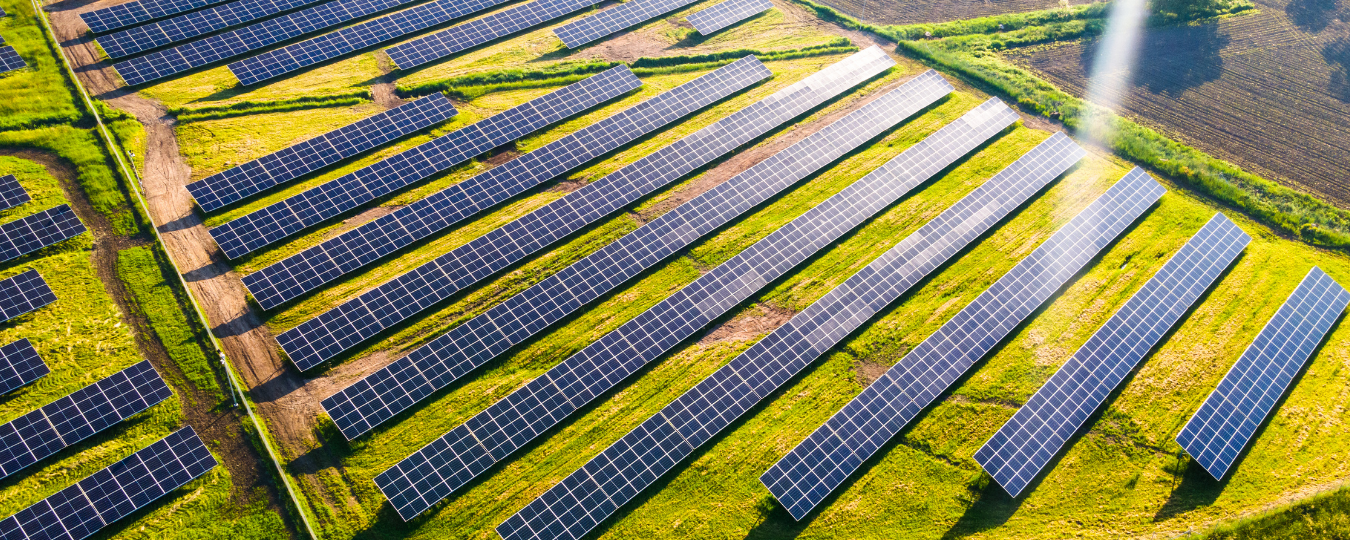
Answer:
554;0;699;48
687;0;771;34
0;339;48;395
0;270;56;323
496;132;1089;540
81;0;233;33
0;205;87;263
186;94;458;213
0;175;31;211
379;0;603;72
0;7;7;16
209;66;640;260
0;426;216;540
95;0;335;59
1177;266;1350;479
975;213;1250;497
759;167;1165;520
0;360;173;480
299;48;895;393
319;47;900;440
0;46;25;74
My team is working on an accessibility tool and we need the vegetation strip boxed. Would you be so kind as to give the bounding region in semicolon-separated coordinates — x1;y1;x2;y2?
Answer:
169;90;374;122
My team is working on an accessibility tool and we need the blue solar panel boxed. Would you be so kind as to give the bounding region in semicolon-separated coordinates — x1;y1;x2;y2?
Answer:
553;0;699;48
497;132;1089;540
0;175;31;211
379;0;603;72
0;46;25;74
975;213;1250;496
319;47;899;440
687;0;772;34
1177;266;1350;479
96;0;333;59
208;66;640;260
0;205;87;263
0;270;56;323
81;0;233;33
0;339;48;395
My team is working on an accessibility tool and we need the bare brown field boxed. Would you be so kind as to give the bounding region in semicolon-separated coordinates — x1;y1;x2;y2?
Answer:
813;0;1067;25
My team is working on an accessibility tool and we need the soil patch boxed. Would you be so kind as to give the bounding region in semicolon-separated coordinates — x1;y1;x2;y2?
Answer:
698;303;797;345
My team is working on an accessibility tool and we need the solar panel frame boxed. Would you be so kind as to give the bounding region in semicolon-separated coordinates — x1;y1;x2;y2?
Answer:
0;339;48;395
0;270;56;323
1176;266;1350;479
378;0;604;73
95;0;335;59
0;205;87;263
974;213;1250;497
80;0;234;33
0;175;31;211
0;46;25;74
553;0;699;49
687;0;772;34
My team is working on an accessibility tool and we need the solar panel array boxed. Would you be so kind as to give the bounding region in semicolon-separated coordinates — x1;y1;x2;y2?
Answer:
974;213;1250;497
187;94;458;213
320;47;898;440
496;132;1088;540
554;0;699;48
0;46;25;74
294;47;894;385
0;7;7;17
0;360;173;481
81;0;232;33
0;175;31;211
1177;267;1350;479
245;59;767;311
379;0;603;72
210;67;640;260
0;339;48;396
0;205;87;263
687;0;772;34
759;168;1165;520
0;426;216;540
0;270;56;323
96;0;334;59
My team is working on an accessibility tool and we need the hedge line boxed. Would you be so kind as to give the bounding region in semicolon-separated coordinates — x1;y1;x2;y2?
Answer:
169;90;373;122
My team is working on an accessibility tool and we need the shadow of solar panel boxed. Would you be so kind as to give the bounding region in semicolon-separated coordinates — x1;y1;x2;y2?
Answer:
0;46;25;74
209;66;640;260
319;47;899;440
0;175;30;211
975;213;1250;497
80;0;233;33
0;426;216;540
1177;266;1350;479
0;205;87;263
687;0;772;34
96;0;337;59
0;360;173;481
759;167;1164;520
0;270;56;323
496;131;1088;540
0;339;48;395
378;0;604;73
554;0;700;48
186;94;458;212
245;57;769;311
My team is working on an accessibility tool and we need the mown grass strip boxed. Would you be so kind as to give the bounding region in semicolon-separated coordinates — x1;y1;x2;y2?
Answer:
1192;483;1350;539
170;90;374;122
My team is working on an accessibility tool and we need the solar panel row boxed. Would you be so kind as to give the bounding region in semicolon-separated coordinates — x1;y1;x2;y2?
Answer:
0;339;48;396
319;47;899;440
497;132;1088;540
97;0;332;59
760;167;1165;520
687;0;772;34
381;79;1017;524
379;0;602;72
554;0;698;49
0;46;25;74
187;93;458;213
0;7;7;17
0;426;216;540
300;47;896;394
0;360;173;480
0;175;31;211
975;213;1250;497
0;205;86;263
81;0;232;33
1177;266;1350;479
0;270;56;323
209;66;640;260
246;58;769;311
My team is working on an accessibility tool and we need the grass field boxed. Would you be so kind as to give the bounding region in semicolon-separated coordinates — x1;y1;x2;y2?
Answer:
807;0;1069;25
0;0;81;130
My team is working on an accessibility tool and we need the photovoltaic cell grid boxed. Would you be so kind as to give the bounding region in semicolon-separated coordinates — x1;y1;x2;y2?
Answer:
81;0;232;33
246;59;767;311
0;427;216;540
975;213;1250;497
0;270;56;323
0;46;24;74
378;75;981;522
1177;267;1350;479
554;0;698;48
759;168;1165;520
96;0;334;59
303;47;895;393
0;340;48;396
210;66;640;260
687;0;772;34
0;175;31;211
496;131;1088;540
380;0;603;72
0;360;172;481
187;94;458;213
0;205;87;263
320;47;898;440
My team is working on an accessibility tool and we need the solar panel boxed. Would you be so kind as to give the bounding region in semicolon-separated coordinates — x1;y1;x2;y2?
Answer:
0;426;216;540
974;213;1250;497
1177;266;1350;479
96;0;338;60
0;46;25;74
0;7;7;16
209;66;640;260
381;84;1034;525
758;167;1164;520
319;47;901;440
186;94;459;213
0;175;31;211
245;57;769;311
0;360;173;481
0;205;87;263
495;133;1089;540
0;270;56;323
292;47;895;386
81;0;233;33
0;340;48;395
554;0;702;49
687;0;771;34
378;0;604;73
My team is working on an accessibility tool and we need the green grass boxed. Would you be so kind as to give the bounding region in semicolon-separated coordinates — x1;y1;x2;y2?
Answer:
0;126;142;235
0;0;82;131
171;90;375;122
1193;485;1350;539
